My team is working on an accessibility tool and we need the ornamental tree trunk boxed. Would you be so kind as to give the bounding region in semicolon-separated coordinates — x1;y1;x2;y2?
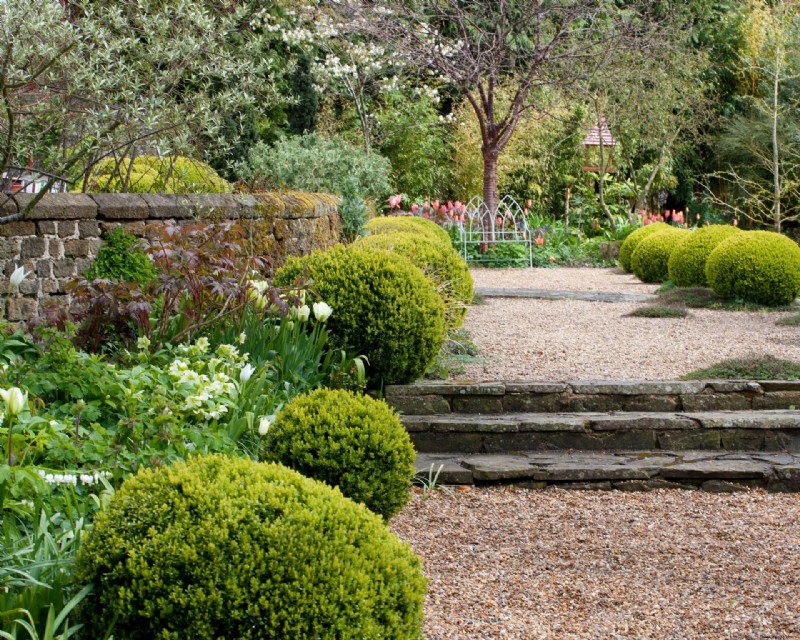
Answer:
482;148;500;245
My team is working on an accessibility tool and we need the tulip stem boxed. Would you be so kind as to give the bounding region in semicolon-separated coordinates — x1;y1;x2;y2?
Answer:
6;415;15;466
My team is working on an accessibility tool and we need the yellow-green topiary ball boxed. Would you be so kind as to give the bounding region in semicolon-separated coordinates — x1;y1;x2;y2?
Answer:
275;245;445;385
356;232;473;328
75;455;426;640
705;230;800;306
365;216;452;246
667;224;741;287
631;228;690;283
80;155;232;194
618;222;671;272
261;388;416;520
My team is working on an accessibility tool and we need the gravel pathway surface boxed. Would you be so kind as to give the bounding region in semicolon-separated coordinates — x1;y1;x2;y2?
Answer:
392;488;800;640
460;268;800;380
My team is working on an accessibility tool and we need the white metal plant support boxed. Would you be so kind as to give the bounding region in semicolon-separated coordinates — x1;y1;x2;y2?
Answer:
457;196;533;268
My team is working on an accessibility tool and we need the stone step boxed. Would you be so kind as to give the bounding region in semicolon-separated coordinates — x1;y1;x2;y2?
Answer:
403;410;800;453
414;450;800;492
386;380;800;415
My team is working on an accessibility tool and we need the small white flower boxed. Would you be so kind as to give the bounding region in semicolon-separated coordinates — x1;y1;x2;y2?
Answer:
137;336;151;351
10;264;30;288
0;387;27;416
239;364;255;384
238;332;247;345
258;415;275;436
295;304;310;322
313;301;333;322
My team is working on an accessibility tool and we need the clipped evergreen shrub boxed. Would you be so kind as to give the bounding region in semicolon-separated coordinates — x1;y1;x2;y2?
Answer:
75;456;426;640
631;228;689;283
275;245;445;385
85;227;157;283
365;215;452;246
356;232;473;328
705;230;800;306
668;225;741;287
618;222;671;272
81;155;232;194
261;388;415;519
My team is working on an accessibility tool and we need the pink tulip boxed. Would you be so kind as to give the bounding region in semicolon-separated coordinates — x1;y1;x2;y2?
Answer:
432;200;439;210
527;199;532;208
411;203;419;213
733;219;738;226
696;213;701;220
424;212;429;219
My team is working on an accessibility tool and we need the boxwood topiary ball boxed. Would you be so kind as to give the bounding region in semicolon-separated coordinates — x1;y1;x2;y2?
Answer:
261;388;415;519
356;232;473;328
667;224;741;287
365;215;452;246
75;456;426;640
631;228;690;283
275;245;446;385
705;230;800;306
618;222;671;272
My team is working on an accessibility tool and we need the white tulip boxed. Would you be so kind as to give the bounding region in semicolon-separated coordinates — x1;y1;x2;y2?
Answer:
0;387;27;416
258;415;275;436
239;363;255;384
295;304;311;322
10;265;29;288
313;301;333;322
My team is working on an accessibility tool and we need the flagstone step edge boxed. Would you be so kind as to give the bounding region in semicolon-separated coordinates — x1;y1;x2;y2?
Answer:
414;450;800;492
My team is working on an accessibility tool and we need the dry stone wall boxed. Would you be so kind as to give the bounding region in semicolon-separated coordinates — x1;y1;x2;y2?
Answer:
0;191;341;321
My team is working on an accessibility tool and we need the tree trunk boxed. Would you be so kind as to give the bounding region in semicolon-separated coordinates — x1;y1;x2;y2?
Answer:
772;45;782;232
482;149;499;247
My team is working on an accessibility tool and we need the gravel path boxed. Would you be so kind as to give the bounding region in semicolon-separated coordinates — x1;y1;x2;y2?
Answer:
461;268;800;380
392;488;800;640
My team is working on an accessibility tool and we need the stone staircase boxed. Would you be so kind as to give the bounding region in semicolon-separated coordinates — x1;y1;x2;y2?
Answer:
384;380;800;492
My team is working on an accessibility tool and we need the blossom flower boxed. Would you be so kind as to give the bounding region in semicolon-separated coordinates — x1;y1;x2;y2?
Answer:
293;304;311;322
313;301;333;322
238;332;247;345
137;336;151;351
240;364;255;384
258;415;275;436
0;387;27;416
10;264;30;288
535;236;545;246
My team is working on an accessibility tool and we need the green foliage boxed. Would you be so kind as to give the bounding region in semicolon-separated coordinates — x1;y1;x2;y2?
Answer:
288;54;318;136
74;455;426;640
706;230;800;306
365;215;452;246
356;232;473;328
261;389;415;519
631;229;689;283
84;227;157;284
682;354;800;380
668;225;741;287
239;133;391;200
275;245;446;386
338;182;369;243
618;222;671;272
80;155;232;194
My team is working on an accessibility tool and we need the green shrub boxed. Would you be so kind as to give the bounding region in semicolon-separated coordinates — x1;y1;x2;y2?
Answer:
81;155;232;193
275;245;445;385
631;228;689;283
239;133;391;200
356;232;473;328
705;230;800;306
618;222;671;272
365;215;452;246
339;181;369;243
667;225;741;287
261;389;415;519
85;227;157;283
75;456;426;640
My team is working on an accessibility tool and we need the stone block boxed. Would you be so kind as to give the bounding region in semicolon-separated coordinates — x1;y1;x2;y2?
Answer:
720;429;765;451
408;432;484;454
774;465;800;491
74;258;93;275
0;238;21;260
588;413;697;432
64;238;102;257
141;194;193;219
623;395;681;412
20;237;46;259
568;381;704;395
78;220;101;238
452;396;505;414
185;193;242;219
461;455;535;481
533;463;650;482
387;395;451;415
559;394;627;412
18;279;38;295
37;221;57;235
763;432;800;452
657;429;721;450
753;391;800;410
41;278;59;294
52;259;76;278
760;381;800;392
557;482;613;491
35;260;52;277
503;393;561;412
706;381;762;393
681;393;751;411
614;479;695;491
702;480;752;493
504;382;568;394
688;411;800;430
15;193;97;220
482;430;657;452
0;221;36;237
92;193;150;219
57;221;77;238
661;460;772;480
6;297;38;321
